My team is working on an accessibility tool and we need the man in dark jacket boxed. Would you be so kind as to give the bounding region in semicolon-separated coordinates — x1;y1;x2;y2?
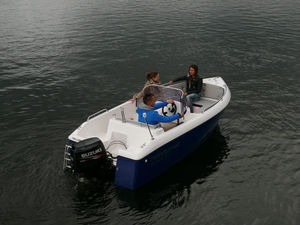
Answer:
137;93;183;125
169;65;202;113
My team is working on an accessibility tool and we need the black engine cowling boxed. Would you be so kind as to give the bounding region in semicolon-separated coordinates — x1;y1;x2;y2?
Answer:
71;137;107;172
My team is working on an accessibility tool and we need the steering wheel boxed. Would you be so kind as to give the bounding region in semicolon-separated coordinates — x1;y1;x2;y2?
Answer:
162;103;177;116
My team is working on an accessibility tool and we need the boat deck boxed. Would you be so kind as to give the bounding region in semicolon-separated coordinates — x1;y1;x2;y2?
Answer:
192;97;219;113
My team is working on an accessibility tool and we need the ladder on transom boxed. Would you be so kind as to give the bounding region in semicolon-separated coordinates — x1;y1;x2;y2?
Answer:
63;144;72;170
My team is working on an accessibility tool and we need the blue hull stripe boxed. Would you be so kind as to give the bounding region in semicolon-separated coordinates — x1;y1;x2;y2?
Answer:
115;112;223;190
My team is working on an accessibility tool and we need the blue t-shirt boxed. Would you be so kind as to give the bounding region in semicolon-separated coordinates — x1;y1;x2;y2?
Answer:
137;101;180;125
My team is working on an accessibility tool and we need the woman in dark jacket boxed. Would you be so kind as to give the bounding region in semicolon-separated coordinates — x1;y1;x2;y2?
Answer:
169;65;203;113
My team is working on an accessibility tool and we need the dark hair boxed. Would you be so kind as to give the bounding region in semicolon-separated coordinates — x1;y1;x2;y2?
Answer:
146;71;159;81
143;93;154;104
189;64;198;75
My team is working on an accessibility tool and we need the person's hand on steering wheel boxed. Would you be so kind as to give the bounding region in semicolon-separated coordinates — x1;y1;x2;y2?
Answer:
167;99;174;104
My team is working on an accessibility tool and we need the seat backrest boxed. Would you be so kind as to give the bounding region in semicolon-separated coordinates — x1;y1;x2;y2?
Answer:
170;80;186;92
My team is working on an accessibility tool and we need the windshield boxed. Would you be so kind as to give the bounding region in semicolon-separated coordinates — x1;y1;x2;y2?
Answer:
143;84;187;111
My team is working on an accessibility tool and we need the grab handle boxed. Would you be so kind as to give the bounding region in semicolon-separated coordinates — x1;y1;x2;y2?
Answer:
87;109;108;121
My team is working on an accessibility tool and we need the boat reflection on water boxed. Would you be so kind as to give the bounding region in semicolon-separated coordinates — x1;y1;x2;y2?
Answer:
116;125;230;209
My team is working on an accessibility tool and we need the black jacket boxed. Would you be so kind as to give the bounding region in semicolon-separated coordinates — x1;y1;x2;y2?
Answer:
173;74;203;94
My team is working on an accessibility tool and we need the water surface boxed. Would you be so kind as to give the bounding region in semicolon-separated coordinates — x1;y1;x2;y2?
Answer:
0;0;300;224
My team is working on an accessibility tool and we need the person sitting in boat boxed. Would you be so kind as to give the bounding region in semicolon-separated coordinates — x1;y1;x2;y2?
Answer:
137;93;183;125
130;71;161;103
168;64;203;113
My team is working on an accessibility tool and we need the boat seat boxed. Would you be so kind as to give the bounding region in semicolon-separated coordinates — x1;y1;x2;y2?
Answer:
192;103;203;107
106;118;164;147
192;97;219;113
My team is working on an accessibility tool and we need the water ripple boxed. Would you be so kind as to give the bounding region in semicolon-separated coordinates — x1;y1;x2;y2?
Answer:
1;0;300;224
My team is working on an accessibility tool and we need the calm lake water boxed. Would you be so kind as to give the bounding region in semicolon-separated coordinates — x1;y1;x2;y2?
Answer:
1;0;300;224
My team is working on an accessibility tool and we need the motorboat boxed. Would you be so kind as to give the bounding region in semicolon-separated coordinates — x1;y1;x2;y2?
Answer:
63;77;231;190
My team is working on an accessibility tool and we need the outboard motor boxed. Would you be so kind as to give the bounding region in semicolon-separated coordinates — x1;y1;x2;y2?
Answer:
70;137;107;173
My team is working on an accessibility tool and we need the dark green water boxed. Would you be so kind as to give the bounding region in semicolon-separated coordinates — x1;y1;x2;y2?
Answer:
1;0;300;224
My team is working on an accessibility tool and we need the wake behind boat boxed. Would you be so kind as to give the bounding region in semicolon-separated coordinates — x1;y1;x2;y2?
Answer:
63;77;231;190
